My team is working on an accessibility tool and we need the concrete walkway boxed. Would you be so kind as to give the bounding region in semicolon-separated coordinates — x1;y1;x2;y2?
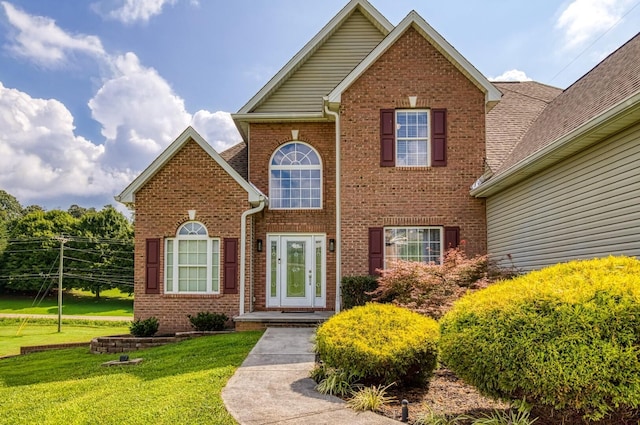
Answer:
222;327;399;425
0;313;132;321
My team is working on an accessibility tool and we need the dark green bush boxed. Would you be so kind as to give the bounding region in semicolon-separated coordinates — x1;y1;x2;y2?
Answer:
341;275;378;309
187;311;229;331
316;303;439;386
440;256;640;421
129;316;159;337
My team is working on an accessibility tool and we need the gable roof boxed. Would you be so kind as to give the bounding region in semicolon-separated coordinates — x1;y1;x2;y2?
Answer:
115;127;264;205
473;32;640;197
235;0;392;117
326;10;502;110
486;82;562;172
220;142;248;180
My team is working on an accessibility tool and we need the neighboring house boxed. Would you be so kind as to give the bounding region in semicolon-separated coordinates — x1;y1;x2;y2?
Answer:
473;33;640;271
117;0;639;332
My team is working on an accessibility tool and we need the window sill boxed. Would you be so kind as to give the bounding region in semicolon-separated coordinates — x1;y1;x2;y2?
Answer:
162;293;223;298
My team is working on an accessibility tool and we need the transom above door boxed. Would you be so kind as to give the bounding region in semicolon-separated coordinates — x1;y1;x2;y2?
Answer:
266;234;326;308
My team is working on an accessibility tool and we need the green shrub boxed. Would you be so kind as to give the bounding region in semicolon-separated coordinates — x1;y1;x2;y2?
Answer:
316;303;439;385
440;256;640;421
129;316;159;337
347;383;396;412
315;367;358;397
187;311;229;331
341;275;379;309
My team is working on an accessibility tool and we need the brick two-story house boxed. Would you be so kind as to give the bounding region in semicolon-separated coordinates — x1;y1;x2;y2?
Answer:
116;0;640;333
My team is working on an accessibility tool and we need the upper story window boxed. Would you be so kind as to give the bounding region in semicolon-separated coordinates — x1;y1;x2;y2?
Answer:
380;108;447;168
269;142;322;209
165;221;220;294
396;110;429;166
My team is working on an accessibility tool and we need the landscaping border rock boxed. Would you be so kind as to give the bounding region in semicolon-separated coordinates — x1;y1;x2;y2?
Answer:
90;331;233;354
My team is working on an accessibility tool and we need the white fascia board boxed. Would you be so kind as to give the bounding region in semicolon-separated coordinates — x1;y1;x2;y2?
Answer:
236;0;393;115
470;92;640;197
328;11;502;106
231;112;327;122
115;126;264;205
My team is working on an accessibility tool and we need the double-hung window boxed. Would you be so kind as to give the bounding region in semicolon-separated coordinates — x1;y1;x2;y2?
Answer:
396;110;429;166
165;222;220;294
384;227;443;267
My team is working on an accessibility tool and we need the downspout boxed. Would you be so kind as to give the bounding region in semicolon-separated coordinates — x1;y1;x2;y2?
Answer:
239;197;265;315
324;100;341;313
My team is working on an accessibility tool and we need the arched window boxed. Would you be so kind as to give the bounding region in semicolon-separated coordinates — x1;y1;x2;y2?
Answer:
269;142;322;209
165;222;220;294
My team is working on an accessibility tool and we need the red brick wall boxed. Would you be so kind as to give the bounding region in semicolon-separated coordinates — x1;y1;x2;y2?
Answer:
340;27;487;276
248;122;336;310
134;139;252;333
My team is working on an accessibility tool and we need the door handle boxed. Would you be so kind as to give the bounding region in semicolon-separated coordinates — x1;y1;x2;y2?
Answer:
308;270;312;286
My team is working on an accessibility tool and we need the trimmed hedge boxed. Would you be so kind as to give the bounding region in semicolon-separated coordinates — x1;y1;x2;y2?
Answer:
316;303;439;385
440;256;640;421
341;275;378;310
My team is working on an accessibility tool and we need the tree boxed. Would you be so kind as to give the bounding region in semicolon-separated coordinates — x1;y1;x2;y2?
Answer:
69;206;134;297
0;209;78;293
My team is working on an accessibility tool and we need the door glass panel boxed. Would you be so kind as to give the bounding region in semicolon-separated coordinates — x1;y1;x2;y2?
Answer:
270;240;277;297
286;241;306;298
315;239;322;297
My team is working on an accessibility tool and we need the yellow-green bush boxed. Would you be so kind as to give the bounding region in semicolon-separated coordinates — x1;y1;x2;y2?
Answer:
440;256;640;421
316;303;439;385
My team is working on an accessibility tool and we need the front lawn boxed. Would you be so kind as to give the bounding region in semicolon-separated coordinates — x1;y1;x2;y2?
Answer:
0;318;130;357
0;331;263;425
0;289;133;316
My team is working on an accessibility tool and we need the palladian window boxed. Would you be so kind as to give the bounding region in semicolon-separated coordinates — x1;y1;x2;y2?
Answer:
165;222;220;294
269;142;322;209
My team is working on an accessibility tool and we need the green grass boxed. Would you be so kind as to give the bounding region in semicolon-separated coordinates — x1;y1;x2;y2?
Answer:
0;289;133;316
0;318;130;357
0;331;263;424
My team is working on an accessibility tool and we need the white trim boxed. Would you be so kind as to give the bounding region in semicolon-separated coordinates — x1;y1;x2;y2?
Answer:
115;126;264;205
164;222;221;295
383;226;444;267
327;11;502;108
266;233;327;308
268;141;323;210
236;0;393;115
471;92;640;197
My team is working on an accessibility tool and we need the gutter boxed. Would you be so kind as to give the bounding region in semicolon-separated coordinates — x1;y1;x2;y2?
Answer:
471;91;640;197
324;98;341;313
239;197;266;315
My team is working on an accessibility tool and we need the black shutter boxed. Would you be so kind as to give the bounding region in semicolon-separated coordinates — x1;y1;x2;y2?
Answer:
431;109;447;166
224;238;238;294
145;238;160;294
368;227;384;276
380;109;395;167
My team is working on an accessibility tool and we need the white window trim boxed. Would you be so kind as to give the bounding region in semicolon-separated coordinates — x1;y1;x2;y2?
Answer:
383;226;443;267
269;141;323;210
164;222;220;295
395;109;430;167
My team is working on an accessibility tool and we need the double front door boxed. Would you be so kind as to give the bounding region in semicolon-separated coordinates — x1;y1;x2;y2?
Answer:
266;234;325;308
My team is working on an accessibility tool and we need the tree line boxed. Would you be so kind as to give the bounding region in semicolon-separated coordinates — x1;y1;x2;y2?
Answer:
0;190;133;298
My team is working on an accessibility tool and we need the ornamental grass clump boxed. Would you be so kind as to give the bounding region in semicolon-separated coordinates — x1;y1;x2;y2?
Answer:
440;256;640;422
316;303;439;386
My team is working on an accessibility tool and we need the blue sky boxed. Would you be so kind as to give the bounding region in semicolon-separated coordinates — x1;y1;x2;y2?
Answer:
0;0;638;211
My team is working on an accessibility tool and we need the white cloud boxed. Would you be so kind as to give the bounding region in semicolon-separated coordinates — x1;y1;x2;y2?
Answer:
1;1;105;67
0;82;132;204
89;52;191;170
0;3;240;209
556;0;633;50
92;0;186;24
489;69;533;82
190;110;242;153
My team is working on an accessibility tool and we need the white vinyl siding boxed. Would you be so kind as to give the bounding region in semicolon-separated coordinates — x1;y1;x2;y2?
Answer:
255;10;385;113
486;123;640;271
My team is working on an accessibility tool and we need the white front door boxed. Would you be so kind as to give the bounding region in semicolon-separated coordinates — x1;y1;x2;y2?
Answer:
267;234;325;308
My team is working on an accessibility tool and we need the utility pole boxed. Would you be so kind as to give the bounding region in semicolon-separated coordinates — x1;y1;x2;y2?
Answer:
58;236;67;333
